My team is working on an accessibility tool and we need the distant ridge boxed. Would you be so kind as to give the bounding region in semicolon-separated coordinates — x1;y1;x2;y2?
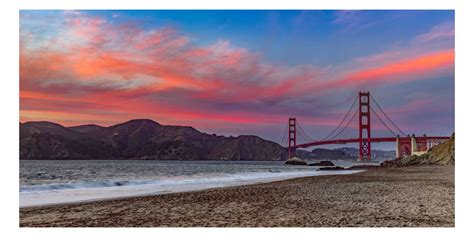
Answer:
20;119;286;161
68;124;106;134
295;147;395;161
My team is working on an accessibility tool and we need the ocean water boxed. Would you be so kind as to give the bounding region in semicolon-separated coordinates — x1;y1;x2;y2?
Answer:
20;160;366;207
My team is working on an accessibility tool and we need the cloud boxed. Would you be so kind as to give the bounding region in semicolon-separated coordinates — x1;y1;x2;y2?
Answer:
20;11;454;140
332;10;359;25
415;21;454;43
342;49;454;85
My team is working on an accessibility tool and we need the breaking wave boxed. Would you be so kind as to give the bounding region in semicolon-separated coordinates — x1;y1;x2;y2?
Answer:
19;170;363;207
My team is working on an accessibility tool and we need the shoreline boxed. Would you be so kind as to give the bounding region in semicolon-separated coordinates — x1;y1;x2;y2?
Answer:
20;165;454;227
19;176;328;210
20;170;363;208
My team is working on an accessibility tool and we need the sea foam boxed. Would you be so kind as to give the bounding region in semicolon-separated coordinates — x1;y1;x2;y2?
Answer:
20;170;362;207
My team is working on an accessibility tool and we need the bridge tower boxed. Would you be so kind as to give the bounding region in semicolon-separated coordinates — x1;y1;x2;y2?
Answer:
358;91;371;161
288;118;296;159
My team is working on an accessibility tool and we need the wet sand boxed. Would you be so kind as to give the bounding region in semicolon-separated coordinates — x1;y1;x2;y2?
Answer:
20;165;454;227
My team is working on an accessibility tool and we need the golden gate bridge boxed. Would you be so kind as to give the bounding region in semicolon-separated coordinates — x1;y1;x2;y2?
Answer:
281;91;450;161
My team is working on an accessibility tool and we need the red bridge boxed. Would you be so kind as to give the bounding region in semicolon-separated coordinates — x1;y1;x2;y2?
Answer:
283;92;450;161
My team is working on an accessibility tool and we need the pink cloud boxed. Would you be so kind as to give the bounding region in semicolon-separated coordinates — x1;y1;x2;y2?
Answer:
20;11;454;133
415;21;454;43
343;49;454;84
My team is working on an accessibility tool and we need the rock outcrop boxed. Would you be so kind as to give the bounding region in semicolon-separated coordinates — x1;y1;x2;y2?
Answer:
308;161;335;166
285;157;307;165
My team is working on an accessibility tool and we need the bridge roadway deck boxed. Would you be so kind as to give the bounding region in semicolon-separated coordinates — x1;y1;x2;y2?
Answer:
290;136;450;149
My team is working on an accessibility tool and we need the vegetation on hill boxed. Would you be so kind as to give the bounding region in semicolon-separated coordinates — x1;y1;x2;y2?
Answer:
20;119;286;161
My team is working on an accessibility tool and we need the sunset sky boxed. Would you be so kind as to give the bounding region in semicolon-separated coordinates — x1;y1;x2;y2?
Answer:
20;10;454;146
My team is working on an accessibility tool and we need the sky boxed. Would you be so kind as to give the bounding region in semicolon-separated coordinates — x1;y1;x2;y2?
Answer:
19;10;454;148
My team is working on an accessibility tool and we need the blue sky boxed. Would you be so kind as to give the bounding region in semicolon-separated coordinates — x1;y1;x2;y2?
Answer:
85;10;454;65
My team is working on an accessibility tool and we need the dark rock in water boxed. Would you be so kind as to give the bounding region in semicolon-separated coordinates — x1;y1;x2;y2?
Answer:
319;166;345;171
285;157;307;165
346;165;379;170
308;160;335;166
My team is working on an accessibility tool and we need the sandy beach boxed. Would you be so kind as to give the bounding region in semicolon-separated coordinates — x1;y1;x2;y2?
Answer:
19;165;454;227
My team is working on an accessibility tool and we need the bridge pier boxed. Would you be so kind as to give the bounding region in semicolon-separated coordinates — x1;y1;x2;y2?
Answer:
288;118;296;159
411;134;418;156
394;134;442;158
358;91;371;161
396;136;412;159
395;135;399;159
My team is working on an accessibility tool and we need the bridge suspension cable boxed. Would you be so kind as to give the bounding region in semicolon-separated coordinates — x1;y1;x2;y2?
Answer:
369;94;407;136
280;123;289;146
326;106;359;141
296;120;314;142
320;94;358;141
370;107;397;137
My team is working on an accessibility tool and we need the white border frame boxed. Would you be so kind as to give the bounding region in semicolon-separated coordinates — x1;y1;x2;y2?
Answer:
2;0;473;236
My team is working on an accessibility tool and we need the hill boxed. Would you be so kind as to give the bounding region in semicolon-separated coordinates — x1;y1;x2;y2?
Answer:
295;147;395;161
20;119;286;161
